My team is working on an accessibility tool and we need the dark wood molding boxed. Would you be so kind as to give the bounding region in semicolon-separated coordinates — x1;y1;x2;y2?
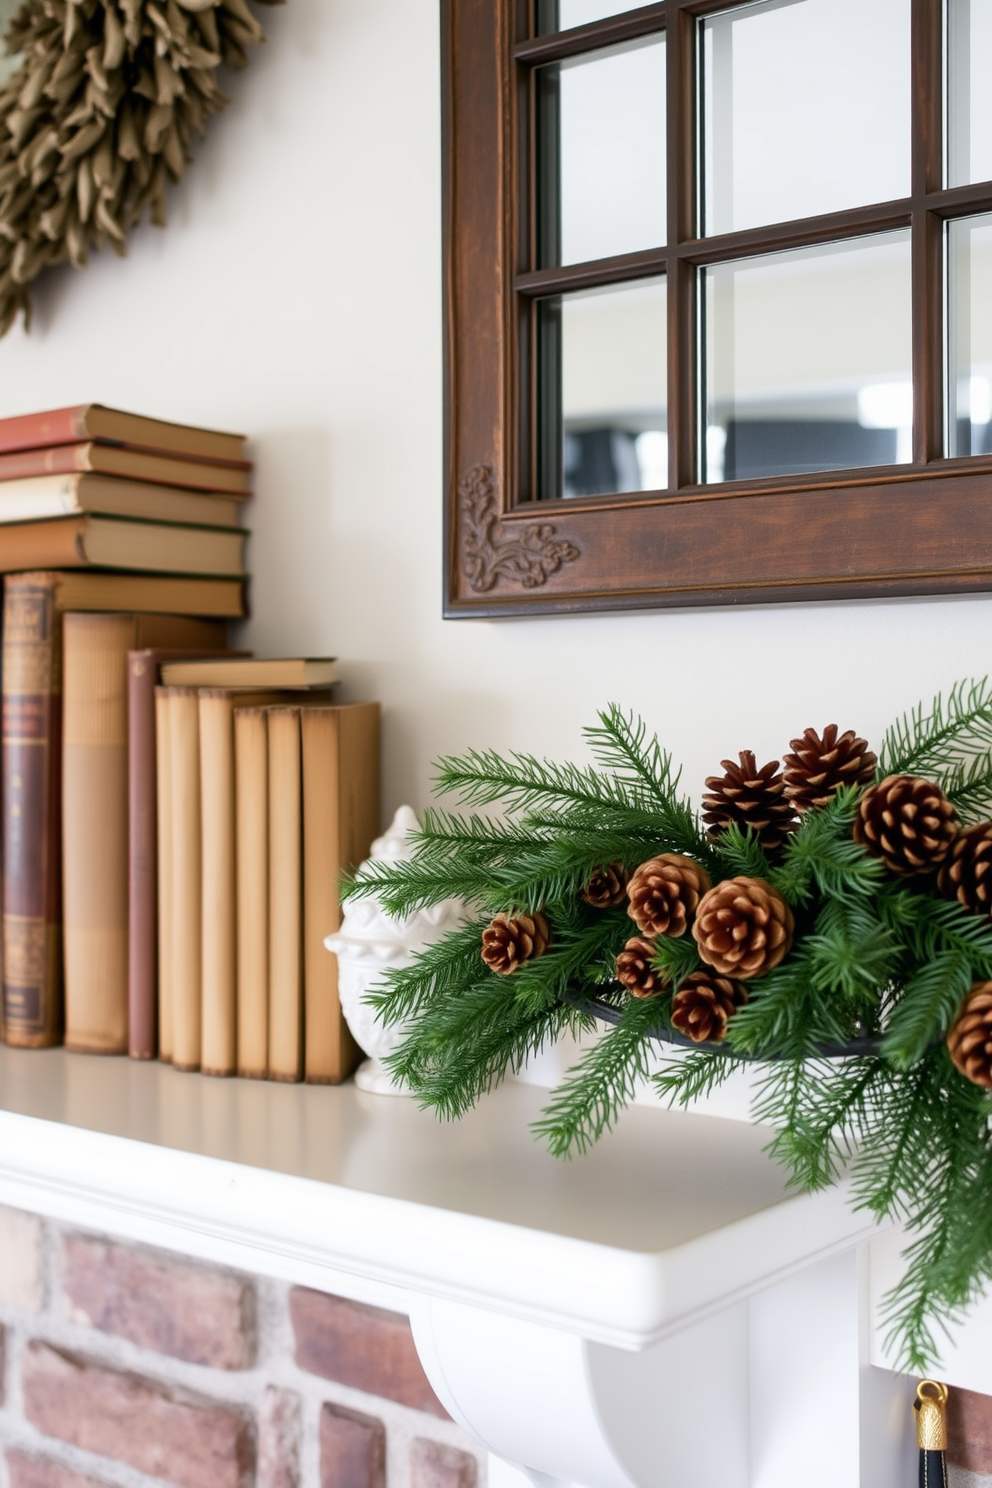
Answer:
457;464;581;593
443;0;992;619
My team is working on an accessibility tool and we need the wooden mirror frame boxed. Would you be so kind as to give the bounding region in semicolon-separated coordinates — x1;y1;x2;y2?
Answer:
442;0;992;618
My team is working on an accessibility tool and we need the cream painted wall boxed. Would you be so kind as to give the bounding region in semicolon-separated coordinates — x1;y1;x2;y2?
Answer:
0;0;991;829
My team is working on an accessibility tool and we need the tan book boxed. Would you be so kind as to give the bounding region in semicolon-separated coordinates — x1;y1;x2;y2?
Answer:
0;515;247;577
301;704;380;1083
198;689;281;1078
267;707;303;1083
155;688;174;1064
162;658;337;689
5;570;246;618
61;614;228;1055
167;687;202;1070
0;474;242;528
235;706;270;1079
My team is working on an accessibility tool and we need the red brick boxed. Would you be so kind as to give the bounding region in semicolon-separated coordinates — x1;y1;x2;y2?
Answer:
21;1342;253;1488
948;1384;992;1474
61;1233;255;1369
259;1385;300;1488
4;1451;109;1488
291;1289;447;1417
320;1402;385;1488
410;1439;478;1488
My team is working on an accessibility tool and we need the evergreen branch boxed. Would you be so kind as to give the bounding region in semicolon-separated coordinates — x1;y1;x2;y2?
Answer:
769;788;884;907
433;745;650;815
651;934;703;985
881;950;973;1069
880;678;992;781
532;996;666;1157
583;705;684;810
710;824;770;883
365;920;491;1027
651;1047;745;1108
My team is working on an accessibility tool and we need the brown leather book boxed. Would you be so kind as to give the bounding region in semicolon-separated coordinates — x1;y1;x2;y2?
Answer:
301;704;380;1083
1;570;245;618
128;646;237;1060
0;405;246;464
155;688;174;1064
0;443;249;494
0;515;247;576
166;687;203;1071
267;707;304;1083
234;706;270;1079
63;617;228;1055
1;575;64;1046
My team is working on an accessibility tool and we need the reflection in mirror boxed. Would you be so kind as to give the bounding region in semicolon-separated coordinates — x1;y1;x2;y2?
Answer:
947;215;992;457
538;277;667;500
703;232;912;483
0;0;21;82
700;0;910;236
947;0;992;188
538;37;665;267
537;2;636;33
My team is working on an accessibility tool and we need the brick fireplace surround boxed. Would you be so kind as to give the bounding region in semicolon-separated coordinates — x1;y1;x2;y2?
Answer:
0;1206;485;1488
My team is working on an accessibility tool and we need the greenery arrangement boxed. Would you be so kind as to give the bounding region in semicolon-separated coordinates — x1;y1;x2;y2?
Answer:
0;0;280;337
345;682;992;1372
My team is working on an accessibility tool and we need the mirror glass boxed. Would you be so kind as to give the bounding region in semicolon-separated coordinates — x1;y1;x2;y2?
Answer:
947;214;992;456
539;277;668;499
703;232;913;482
700;0;910;236
538;38;665;267
537;2;637;33
947;0;992;188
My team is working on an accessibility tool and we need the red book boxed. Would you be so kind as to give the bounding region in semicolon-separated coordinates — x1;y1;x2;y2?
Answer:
0;444;249;495
0;406;246;465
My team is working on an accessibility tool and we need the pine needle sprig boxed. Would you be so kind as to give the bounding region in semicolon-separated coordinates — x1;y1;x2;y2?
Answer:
879;678;992;783
768;788;884;907
532;995;667;1157
365;920;492;1028
753;1056;882;1191
434;745;649;816
651;934;703;986
651;1047;746;1108
709;823;770;883
882;951;974;1069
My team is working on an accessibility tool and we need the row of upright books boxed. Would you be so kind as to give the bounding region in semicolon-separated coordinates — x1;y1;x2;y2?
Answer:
0;405;377;1084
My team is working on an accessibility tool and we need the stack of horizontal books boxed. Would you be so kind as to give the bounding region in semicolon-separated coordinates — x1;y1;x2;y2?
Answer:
0;403;249;612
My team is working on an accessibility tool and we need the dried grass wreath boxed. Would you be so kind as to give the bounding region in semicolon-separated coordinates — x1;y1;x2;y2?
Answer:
0;0;281;337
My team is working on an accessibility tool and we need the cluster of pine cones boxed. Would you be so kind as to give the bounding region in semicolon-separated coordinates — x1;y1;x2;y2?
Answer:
479;724;992;1084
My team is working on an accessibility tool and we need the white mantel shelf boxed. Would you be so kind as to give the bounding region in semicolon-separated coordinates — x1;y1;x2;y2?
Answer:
0;1047;957;1488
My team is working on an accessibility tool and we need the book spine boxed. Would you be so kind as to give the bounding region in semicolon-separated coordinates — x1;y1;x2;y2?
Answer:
267;707;303;1082
235;707;268;1078
199;693;236;1076
0;407;85;456
1;576;63;1047
62;614;133;1053
129;654;157;1059
301;706;380;1083
155;689;174;1063
169;688;201;1071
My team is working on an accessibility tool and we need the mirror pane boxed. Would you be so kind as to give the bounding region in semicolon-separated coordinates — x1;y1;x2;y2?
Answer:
539;277;667;499
700;0;910;236
538;37;666;266
947;215;992;456
703;232;912;483
947;0;992;187
537;2;641;33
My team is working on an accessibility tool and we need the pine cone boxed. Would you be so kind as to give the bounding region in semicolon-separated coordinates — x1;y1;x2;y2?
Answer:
582;863;628;908
947;982;992;1088
626;854;711;937
692;877;794;978
670;970;749;1043
702;752;798;853
938;822;992;914
481;913;551;975
782;725;877;812
854;774;958;876
616;937;666;999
